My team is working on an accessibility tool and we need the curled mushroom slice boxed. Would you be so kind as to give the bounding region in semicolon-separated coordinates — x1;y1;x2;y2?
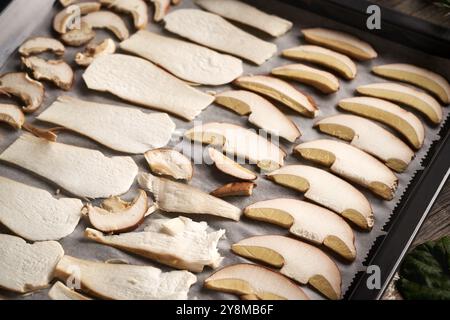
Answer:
210;182;256;198
0;72;44;113
53;2;101;34
208;147;257;181
22;123;62;142
338;97;425;149
294;139;398;200
100;0;148;29
315;114;414;173
22;56;74;91
271;64;340;94
49;282;91;301
75;38;116;67
185;122;286;171
245;198;356;261
151;0;171;21
19;37;65;57
283;45;357;80
302;28;377;61
0;104;25;129
234;76;318;118
372;64;450;104
356;82;443;124
232;235;342;300
267;165;373;230
82;11;129;40
215;90;301;142
144;148;193;181
205;263;309;300
61;22;96;47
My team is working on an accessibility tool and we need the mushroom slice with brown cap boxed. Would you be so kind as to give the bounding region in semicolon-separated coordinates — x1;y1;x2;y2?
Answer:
150;0;171;21
356;82;443;124
87;190;148;233
205;264;309;300
21;56;74;91
232;235;342;300
267;165;373;230
61;22;96;47
234;76;318;118
185;122;286;171
215;90;301;142
19;37;65;57
282;45;357;80
302;28;377;61
294;139;398;200
208;147;257;181
210;182;256;198
100;0;148;29
49;282;92;300
372;64;450;104
271;64;340;94
315;114;414;173
144;148;193;181
244;198;356;261
53;2;101;34
0;72;44;113
75;38;116;67
82;11;129;40
338;97;425;149
0;104;24;129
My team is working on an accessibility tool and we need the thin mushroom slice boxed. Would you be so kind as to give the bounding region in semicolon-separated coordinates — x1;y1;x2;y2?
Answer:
294;139;398;200
0;133;138;198
144;148;193;181
85;216;225;272
150;0;171;21
61;22;96;47
59;0;77;6
164;9;277;65
215;90;301;142
82;11;129;40
271;64;340;94
53;2;101;34
372;64;450;104
315;114;414;173
0;72;44;113
338;97;425;149
75;38;116;67
194;0;293;37
83;54;214;121
205;264;309;300
0;104;25;129
120;30;243;86
21;56;74;91
185;122;286;171
49;282;92;300
208;147;257;181
0;234;64;293
100;0;148;29
232;235;342;300
302;28;377;60
54;255;197;300
356;82;443;124
19;37;65;57
210;182;256;198
138;173;242;221
282;45;357;80
244;198;356;261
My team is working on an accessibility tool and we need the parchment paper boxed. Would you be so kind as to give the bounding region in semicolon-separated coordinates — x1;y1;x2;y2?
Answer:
0;0;449;300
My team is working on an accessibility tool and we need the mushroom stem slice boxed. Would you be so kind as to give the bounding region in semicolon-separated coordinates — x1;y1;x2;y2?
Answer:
100;0;148;29
49;282;92;300
356;82;443;124
210;182;256;198
53;2;101;34
208;147;257;181
244;198;356;261
75;38;116;67
338;97;425;149
0;72;44;113
21;56;74;91
282;45;357;80
232;235;342;300
61;22;96;47
19;37;65;57
82;11;129;40
0;104;25;129
151;0;171;21
372;63;450;104
144;148;193;181
234;76;318;118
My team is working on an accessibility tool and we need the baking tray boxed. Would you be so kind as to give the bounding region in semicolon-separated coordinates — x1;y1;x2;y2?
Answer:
0;0;449;301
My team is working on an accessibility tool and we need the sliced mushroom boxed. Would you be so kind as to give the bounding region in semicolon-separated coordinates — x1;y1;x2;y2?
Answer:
315;114;414;172
138;173;242;221
0;104;25;129
215;90;301;142
19;37;65;57
185;122;286;171
210;182;256;198
53;2;101;34
232;235;342;300
49;282;92;300
245;198;356;261
75;38;116;67
61;22;96;47
22;123;61;142
294;139;398;200
338;97;425;149
82;11;129;40
282;45;357;80
372;63;450;104
150;0;171;21
208;147;257;181
356;82;443;124
205;264;309;300
21;56;74;91
87;190;148;233
59;0;77;6
271;64;340;94
101;0;148;29
267;165;373;230
144;148;193;181
0;72;44;113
